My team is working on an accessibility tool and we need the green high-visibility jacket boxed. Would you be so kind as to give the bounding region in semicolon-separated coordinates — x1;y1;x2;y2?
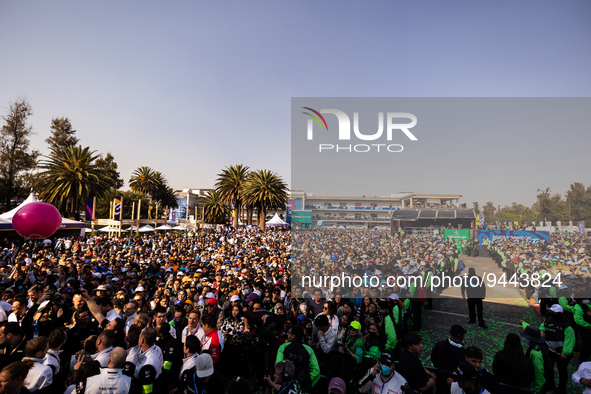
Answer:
574;304;591;329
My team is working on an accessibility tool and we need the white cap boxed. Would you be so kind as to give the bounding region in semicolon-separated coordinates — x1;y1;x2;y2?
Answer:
205;292;215;299
196;353;214;378
135;286;145;293
230;295;240;302
549;304;563;313
389;293;399;301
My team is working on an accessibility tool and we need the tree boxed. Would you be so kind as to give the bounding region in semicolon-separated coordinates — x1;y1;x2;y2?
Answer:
95;190;148;220
565;182;591;226
472;202;480;214
129;167;178;209
95;152;124;191
34;146;111;218
46;117;78;152
532;187;567;224
482;201;496;225
0;98;39;209
202;190;230;224
129;166;160;198
215;164;250;228
241;169;288;230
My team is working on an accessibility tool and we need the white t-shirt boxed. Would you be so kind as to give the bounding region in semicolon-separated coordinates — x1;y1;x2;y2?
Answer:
450;382;491;394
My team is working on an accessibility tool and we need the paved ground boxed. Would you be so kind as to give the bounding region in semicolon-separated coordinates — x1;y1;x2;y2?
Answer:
415;254;585;393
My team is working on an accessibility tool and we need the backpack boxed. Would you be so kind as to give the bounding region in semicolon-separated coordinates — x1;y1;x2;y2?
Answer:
457;260;466;272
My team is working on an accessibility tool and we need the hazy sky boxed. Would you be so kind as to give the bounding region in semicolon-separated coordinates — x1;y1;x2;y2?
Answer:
1;1;590;208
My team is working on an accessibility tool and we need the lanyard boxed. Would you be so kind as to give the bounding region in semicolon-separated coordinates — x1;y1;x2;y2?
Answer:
277;382;292;394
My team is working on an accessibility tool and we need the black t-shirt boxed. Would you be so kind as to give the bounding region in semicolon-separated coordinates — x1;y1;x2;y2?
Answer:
398;348;431;393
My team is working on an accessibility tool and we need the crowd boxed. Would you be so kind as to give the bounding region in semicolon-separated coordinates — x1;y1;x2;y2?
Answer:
0;226;588;394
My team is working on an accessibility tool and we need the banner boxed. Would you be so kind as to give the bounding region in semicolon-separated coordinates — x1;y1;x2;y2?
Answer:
578;221;586;236
478;230;549;244
292;210;312;228
444;229;470;253
85;197;95;221
113;197;122;221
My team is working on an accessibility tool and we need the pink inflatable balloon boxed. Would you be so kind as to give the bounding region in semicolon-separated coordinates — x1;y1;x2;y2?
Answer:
12;202;62;239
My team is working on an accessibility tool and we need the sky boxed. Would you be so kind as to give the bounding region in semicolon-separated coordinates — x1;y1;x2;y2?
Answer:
1;1;590;208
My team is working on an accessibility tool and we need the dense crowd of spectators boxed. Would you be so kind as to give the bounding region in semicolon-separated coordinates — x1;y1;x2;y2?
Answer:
0;227;588;394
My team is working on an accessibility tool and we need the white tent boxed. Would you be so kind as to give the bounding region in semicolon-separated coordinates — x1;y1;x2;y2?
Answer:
172;225;188;231
138;225;155;232
0;193;85;231
265;213;288;226
98;226;122;232
155;224;173;230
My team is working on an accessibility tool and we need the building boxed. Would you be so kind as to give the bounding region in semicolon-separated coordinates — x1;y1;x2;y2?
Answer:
288;191;464;229
171;188;212;223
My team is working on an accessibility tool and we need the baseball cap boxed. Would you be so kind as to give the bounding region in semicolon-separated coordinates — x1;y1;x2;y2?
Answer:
549;304;563;313
389;293;399;301
207;298;218;306
230;295;240;302
196;353;214;378
328;377;346;393
134;286;145;293
452;362;479;381
96;285;107;291
450;324;467;336
379;350;395;365
349;321;361;331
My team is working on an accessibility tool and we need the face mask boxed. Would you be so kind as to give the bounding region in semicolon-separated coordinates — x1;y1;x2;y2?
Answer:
244;290;250;295
380;365;391;376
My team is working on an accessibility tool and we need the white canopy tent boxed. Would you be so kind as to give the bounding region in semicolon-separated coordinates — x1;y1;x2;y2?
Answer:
98;226;125;232
155;224;173;230
265;213;288;226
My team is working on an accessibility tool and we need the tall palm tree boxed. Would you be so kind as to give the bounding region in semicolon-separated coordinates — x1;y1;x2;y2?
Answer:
241;169;288;230
215;164;250;228
34;146;111;218
202;190;230;224
129;166;160;198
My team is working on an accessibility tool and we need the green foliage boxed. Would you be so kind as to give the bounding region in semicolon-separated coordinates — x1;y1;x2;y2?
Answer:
0;98;39;210
34;146;111;218
202;190;230;224
95;153;124;191
128;167;177;208
241;169;288;230
496;203;535;226
482;201;496;225
95;190;148;219
215;164;250;228
46;117;78;152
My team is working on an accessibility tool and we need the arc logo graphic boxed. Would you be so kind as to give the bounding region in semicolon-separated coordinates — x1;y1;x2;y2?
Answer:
302;107;418;153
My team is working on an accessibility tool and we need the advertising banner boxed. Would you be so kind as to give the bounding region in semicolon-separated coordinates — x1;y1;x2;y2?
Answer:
444;229;470;253
478;230;549;244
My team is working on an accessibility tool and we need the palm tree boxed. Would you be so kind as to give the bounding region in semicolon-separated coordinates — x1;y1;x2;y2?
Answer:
34;146;111;218
241;169;288;230
129;166;160;198
215;164;249;228
202;190;230;224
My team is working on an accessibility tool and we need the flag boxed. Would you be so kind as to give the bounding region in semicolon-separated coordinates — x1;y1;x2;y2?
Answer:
114;197;122;221
85;197;95;221
479;211;487;228
578;221;586;236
